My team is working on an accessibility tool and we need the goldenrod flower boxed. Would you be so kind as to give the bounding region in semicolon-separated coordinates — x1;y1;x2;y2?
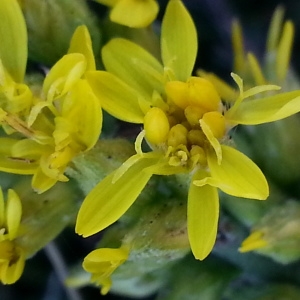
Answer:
95;0;159;28
0;188;25;284
82;247;129;295
0;0;102;193
76;0;300;260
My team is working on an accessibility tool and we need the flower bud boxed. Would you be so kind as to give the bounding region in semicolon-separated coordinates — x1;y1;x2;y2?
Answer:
144;107;170;145
239;200;300;264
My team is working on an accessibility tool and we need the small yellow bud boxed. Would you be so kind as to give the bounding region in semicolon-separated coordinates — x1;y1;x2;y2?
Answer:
187;77;220;112
167;124;188;147
165;81;189;109
187;130;206;147
184;105;205;127
144;107;170;145
201;111;226;139
190;145;206;165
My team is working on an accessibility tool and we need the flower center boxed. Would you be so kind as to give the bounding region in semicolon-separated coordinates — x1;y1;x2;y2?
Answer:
144;77;226;168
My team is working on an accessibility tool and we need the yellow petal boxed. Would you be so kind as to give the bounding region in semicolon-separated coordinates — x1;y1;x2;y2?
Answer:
194;145;269;200
239;230;268;253
225;90;300;125
242;84;280;100
76;156;159;237
31;167;58;194
232;20;245;75
110;0;159;28
0;247;25;284
86;71;145;123
102;38;164;100
43;53;87;101
247;52;267;85
6;189;22;240
68;25;96;71
266;7;285;53
27;101;51;127
99;278;112;296
276;21;294;83
12;139;48;159
83;247;129;271
61;79;102;150
161;0;197;81
200;116;222;164
197;70;238;102
0;0;27;82
0;138;38;174
0;188;4;227
4;83;33;114
0;157;37;174
188;170;219;260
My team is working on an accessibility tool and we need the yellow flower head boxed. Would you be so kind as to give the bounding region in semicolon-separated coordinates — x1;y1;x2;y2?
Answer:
95;0;159;28
0;0;102;193
82;247;129;295
77;0;300;260
0;188;25;284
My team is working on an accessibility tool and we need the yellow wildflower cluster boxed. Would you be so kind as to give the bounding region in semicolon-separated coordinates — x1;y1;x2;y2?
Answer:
0;0;102;193
0;188;24;284
1;0;300;296
76;0;300;264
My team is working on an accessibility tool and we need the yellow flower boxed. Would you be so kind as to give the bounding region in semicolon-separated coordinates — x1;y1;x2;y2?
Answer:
76;0;300;260
82;247;129;295
0;0;102;193
0;188;25;284
95;0;159;28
